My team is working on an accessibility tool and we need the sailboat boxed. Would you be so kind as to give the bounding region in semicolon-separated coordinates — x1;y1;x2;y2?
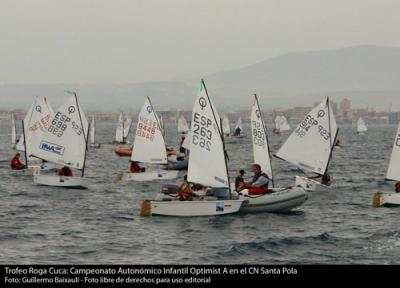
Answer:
89;115;101;148
275;97;338;192
119;97;179;182
235;95;307;213
15;96;55;171
11;113;17;148
30;93;89;189
274;115;291;134
177;115;189;134
356;117;367;134
115;112;132;144
222;115;230;136
372;123;400;207
232;116;243;137
140;79;243;216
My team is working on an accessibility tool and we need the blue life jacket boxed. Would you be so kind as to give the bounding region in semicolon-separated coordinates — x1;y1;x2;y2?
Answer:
252;172;269;188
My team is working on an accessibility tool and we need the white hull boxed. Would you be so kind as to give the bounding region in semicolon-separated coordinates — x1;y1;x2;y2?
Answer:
373;192;400;207
143;199;243;216
238;186;308;213
89;143;101;148
34;173;88;189
121;170;179;182
295;176;331;192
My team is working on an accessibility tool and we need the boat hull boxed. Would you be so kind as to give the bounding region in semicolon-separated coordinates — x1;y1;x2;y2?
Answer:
144;199;243;216
34;174;88;189
373;192;400;207
114;147;177;161
239;186;308;213
121;170;179;182
295;176;331;192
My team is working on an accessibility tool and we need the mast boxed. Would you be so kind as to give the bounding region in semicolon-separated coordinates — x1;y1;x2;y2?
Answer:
21;120;28;169
202;79;232;199
254;94;274;187
68;91;88;177
146;96;163;134
325;96;337;174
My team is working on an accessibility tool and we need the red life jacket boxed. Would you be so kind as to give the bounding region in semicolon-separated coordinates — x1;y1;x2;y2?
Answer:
11;157;24;170
130;163;141;173
58;167;73;177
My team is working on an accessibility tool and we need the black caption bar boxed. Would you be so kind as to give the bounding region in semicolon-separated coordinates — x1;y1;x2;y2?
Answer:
1;265;398;285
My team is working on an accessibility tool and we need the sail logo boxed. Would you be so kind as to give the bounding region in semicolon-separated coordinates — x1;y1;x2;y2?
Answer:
198;97;207;110
39;141;65;155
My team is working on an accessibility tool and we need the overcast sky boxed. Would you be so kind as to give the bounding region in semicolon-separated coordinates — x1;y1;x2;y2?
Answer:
1;0;400;84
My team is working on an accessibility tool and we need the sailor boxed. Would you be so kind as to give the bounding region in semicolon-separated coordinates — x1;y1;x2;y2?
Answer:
240;164;270;195
335;139;341;147
233;126;241;136
395;182;400;193
130;161;143;173
58;166;73;177
235;169;245;192
176;175;191;201
307;170;332;186
10;153;26;170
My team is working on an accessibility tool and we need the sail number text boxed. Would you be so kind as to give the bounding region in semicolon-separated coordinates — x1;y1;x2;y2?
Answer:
295;114;330;140
252;120;265;148
192;112;212;151
137;116;157;141
48;112;83;137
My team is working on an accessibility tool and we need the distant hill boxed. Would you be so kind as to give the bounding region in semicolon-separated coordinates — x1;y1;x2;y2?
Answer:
1;45;400;111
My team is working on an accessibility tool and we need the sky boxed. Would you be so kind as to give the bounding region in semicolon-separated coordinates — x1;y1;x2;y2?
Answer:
1;0;400;84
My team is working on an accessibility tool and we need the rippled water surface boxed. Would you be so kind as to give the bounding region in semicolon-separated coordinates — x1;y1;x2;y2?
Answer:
1;122;399;264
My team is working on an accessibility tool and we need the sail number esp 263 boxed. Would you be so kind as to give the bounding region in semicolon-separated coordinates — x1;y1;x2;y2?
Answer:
192;113;214;151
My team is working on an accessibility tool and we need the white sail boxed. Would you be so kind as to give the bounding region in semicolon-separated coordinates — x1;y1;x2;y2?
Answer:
123;117;132;139
90;115;96;144
16;97;54;162
275;115;290;132
178;115;189;133
11;113;16;145
386;122;400;181
187;80;228;187
115;113;124;142
30;95;88;170
357;117;367;133
275;98;338;175
222;116;230;135
131;97;167;164
234;117;243;131
251;95;273;180
181;130;191;150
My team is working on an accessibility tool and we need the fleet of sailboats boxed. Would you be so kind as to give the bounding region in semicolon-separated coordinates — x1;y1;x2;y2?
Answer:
141;80;243;216
6;84;399;214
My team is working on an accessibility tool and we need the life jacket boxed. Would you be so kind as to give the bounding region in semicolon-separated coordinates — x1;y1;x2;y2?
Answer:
252;172;269;188
130;163;141;173
58;167;73;177
11;157;24;170
176;181;191;200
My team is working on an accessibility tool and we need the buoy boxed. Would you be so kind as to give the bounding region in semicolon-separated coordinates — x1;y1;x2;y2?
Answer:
140;200;151;216
372;192;382;208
